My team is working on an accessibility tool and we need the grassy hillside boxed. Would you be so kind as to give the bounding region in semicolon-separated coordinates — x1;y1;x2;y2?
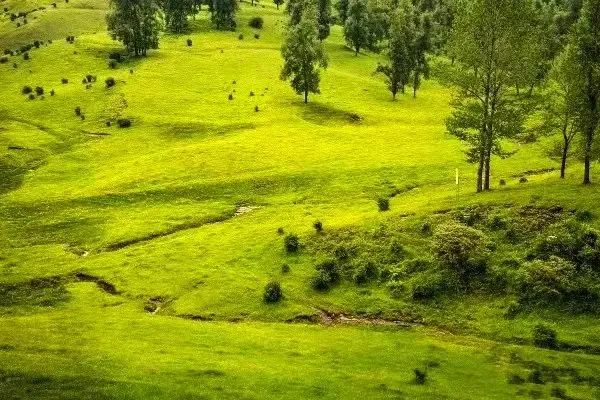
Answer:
1;1;599;399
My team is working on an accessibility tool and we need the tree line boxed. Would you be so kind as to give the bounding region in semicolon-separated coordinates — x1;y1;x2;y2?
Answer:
105;0;599;189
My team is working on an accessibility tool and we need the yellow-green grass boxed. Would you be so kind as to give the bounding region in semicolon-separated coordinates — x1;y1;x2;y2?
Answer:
1;2;599;398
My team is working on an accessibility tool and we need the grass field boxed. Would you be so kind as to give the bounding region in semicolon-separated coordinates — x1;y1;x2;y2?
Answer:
1;1;599;399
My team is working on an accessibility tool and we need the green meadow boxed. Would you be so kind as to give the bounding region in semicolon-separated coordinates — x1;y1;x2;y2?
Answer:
1;1;599;398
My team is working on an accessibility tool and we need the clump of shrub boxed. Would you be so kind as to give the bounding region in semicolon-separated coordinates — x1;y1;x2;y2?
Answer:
34;86;43;95
108;59;118;69
254;105;259;112
74;106;81;116
499;178;506;186
105;77;116;88
432;223;490;285
186;38;192;46
22;85;32;94
0;56;7;64
507;374;525;385
117;118;131;128
420;221;432;235
575;209;593;222
276;227;284;235
50;89;55;96
22;52;29;60
248;16;264;29
377;197;389;212
410;270;449;300
61;78;68;84
352;260;379;285
532;324;558;349
238;34;244;40
284;233;300;253
254;33;260;39
281;264;290;273
263;281;283;303
228;93;234;100
28;93;35;100
311;259;341;291
519;176;528;183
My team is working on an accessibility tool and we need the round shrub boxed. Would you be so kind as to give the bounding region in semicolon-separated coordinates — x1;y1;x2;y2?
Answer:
228;93;234;100
575;209;593;222
377;197;389;212
74;106;81;116
34;86;43;95
61;78;68;84
311;270;332;291
313;220;323;233
186;38;192;46
519;176;528;183
276;227;284;235
499;179;506;186
238;34;244;40
108;52;121;61
281;264;290;273
28;93;35;100
22;85;32;94
248;16;264;29
254;33;260;39
117;118;131;128
352;261;379;285
0;56;7;64
532;324;558;349
315;259;341;285
105;77;116;88
284;234;300;253
263;281;283;303
22;52;29;60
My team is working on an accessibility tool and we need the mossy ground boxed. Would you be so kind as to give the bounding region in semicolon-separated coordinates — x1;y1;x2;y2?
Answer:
1;1;599;399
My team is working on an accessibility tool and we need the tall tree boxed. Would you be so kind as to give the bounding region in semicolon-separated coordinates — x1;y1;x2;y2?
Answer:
286;0;306;25
274;0;284;10
317;0;331;40
540;45;582;178
163;0;193;32
443;0;536;192
280;9;328;103
569;0;600;184
107;0;162;56
212;0;237;30
375;4;414;99
335;0;349;24
344;0;371;55
411;12;432;97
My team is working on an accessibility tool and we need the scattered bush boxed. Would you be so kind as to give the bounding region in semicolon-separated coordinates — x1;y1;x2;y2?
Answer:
254;105;259;112
105;77;116;88
312;270;332;291
117;118;131;128
414;369;427;384
519;176;528;183
61;78;68;84
284;234;300;253
74;106;81;116
186;38;192;47
108;59;118;69
377;197;389;212
313;220;323;233
312;259;341;291
420;221;432;235
263;281;283;303
22;52;29;60
238;34;244;40
507;374;525;385
254;33;260;39
249;16;264;29
410;270;448;300
34;86;43;95
28;93;35;100
532;324;558;349
281;264;290;273
352;261;379;285
488;214;507;230
228;93;234;100
0;56;7;64
22;85;32;94
50;89;55;96
276;227;284;235
108;52;121;61
499;179;506;186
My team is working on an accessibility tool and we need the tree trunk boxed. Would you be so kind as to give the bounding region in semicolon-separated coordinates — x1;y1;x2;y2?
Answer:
476;150;484;193
484;146;491;190
304;89;308;103
560;145;568;179
583;133;592;184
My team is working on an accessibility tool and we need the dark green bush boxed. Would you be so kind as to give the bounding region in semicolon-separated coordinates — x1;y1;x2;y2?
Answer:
313;220;323;233
74;106;81;116
281;264;290;273
519;176;528;183
254;33;260;39
117;118;131;128
105;77;116;88
410;271;447;300
186;38;192;47
499;179;506;186
28;93;35;100
22;52;29;60
284;234;300;253
263;281;283;303
238;34;244;40
22;85;32;94
575;209;593;222
377;197;389;212
507;374;525;384
311;270;332;291
0;56;7;64
34;86;43;95
315;259;340;284
352;261;379;285
550;387;568;399
414;369;427;384
276;227;284;235
249;16;264;29
420;221;432;235
61;78;68;84
532;324;558;349
108;59;118;69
